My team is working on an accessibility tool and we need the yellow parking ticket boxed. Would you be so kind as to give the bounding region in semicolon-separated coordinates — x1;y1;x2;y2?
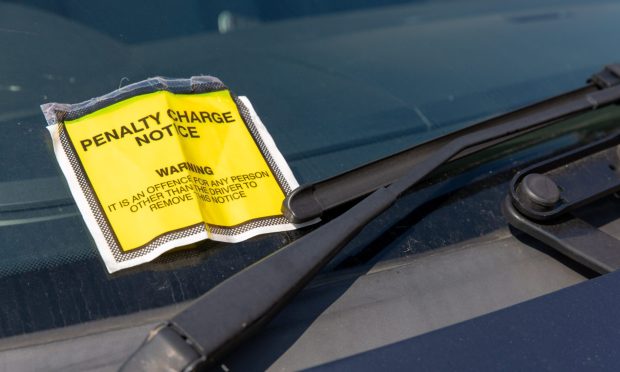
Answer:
42;76;308;273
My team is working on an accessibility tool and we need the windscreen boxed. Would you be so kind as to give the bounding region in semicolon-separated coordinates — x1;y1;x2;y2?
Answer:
1;0;619;339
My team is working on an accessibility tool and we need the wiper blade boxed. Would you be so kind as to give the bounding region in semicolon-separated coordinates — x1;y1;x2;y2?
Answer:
121;64;620;371
284;64;620;223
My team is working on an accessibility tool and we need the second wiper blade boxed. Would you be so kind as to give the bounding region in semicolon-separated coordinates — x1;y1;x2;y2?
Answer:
121;64;620;371
283;64;620;223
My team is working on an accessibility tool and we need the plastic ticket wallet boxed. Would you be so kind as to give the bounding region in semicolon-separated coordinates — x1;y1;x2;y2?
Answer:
42;76;308;272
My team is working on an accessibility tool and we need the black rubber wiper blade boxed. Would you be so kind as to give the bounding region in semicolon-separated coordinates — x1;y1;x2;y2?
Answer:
120;64;620;371
283;64;620;223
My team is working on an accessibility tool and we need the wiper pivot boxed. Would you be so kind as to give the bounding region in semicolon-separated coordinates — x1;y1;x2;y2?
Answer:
504;132;620;274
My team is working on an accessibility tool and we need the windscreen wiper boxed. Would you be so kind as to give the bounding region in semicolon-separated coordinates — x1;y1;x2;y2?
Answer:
121;64;620;371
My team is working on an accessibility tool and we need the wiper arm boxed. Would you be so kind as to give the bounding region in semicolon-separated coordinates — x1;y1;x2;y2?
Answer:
121;64;620;371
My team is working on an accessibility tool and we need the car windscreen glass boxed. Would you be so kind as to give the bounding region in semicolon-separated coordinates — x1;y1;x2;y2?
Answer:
1;0;620;339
